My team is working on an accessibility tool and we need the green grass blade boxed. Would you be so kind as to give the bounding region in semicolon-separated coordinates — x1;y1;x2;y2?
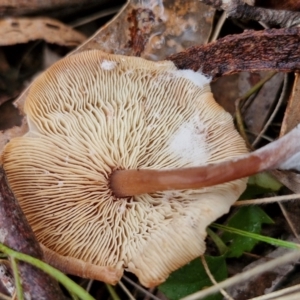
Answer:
211;223;300;250
0;243;95;300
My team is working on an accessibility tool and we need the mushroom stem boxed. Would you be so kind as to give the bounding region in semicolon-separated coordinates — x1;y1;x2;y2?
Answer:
111;125;300;197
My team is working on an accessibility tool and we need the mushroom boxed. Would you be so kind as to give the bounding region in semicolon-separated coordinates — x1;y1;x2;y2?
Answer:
1;50;248;287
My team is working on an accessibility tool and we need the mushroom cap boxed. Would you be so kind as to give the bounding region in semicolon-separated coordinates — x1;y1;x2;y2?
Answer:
2;50;247;287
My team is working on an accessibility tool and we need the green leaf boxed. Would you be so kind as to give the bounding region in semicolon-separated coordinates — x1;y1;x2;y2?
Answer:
240;173;282;200
221;206;274;257
158;256;227;300
211;223;300;250
248;173;282;191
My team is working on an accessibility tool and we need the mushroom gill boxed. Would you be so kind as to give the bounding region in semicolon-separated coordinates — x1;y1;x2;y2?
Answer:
1;50;248;287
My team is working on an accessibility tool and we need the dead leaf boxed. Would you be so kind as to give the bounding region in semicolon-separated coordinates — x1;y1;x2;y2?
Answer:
0;98;27;154
0;0;110;17
281;73;300;135
211;74;241;115
0;100;23;130
271;170;300;194
243;72;284;140
271;73;300;193
76;0;214;59
228;245;298;299
0;17;86;47
212;72;283;118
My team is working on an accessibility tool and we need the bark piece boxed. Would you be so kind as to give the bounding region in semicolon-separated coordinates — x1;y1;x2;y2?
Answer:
168;27;300;79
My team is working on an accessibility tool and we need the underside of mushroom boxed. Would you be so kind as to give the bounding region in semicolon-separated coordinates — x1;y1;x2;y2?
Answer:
1;50;248;287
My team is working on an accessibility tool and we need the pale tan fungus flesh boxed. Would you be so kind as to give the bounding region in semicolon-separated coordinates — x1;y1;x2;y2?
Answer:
1;50;248;287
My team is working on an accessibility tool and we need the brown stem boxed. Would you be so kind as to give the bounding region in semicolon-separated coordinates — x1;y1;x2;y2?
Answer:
0;167;66;299
111;126;300;198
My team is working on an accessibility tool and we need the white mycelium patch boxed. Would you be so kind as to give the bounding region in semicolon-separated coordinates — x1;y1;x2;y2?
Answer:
169;116;210;166
175;69;211;88
100;59;117;70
